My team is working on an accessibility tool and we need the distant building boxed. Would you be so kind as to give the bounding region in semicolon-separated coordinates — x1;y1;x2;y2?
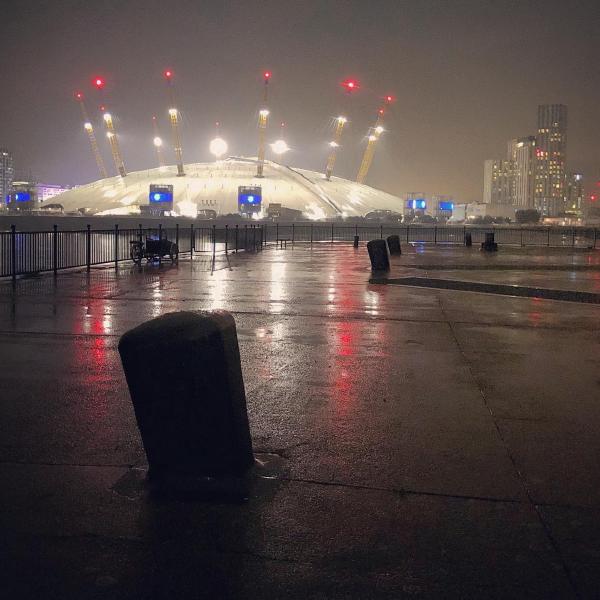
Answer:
0;148;14;206
483;159;515;205
513;136;537;209
534;104;567;216
36;183;71;203
566;172;584;215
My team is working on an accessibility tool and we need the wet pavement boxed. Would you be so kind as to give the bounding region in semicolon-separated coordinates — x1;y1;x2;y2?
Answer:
2;243;600;599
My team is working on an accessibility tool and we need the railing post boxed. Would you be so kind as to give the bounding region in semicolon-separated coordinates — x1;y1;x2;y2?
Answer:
380;224;383;239
594;228;597;249
190;223;194;259
406;225;410;243
235;224;239;253
572;227;576;248
434;226;437;245
225;224;229;255
244;224;248;250
547;228;550;247
332;222;335;243
114;224;119;269
212;224;216;259
310;223;313;246
276;222;279;243
292;223;295;244
10;224;16;284
138;223;143;245
158;223;162;267
175;223;179;248
520;228;523;247
53;224;58;276
86;224;91;272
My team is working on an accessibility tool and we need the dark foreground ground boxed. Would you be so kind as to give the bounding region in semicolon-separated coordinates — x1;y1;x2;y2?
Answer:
2;243;600;599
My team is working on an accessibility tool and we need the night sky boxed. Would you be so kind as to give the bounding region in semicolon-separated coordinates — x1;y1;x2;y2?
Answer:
1;0;598;202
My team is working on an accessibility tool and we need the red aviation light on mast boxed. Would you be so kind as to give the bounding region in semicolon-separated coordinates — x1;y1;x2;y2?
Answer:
93;77;105;90
385;95;395;104
263;71;271;80
75;91;83;100
164;69;173;80
342;79;359;93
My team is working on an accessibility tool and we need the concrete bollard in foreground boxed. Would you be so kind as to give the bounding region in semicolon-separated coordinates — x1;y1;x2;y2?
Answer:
367;239;390;271
353;235;359;248
386;235;401;255
118;311;254;490
465;232;472;247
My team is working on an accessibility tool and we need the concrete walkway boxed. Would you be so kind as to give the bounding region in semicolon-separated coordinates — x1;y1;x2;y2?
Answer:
1;243;600;598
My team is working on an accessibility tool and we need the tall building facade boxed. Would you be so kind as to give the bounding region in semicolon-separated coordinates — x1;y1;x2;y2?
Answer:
566;172;584;215
483;159;515;205
534;104;567;216
0;148;14;204
513;136;536;209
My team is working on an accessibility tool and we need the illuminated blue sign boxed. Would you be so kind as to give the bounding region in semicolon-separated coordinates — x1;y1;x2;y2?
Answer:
238;185;262;213
239;193;261;206
149;191;173;203
15;192;31;202
407;199;426;210
438;201;454;211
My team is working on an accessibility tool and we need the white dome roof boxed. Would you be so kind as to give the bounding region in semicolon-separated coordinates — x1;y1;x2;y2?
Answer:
51;157;403;218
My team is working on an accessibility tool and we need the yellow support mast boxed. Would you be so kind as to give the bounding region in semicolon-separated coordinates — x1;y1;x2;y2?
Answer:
93;76;126;177
356;95;394;185
164;70;185;177
256;71;271;178
75;92;107;179
102;112;127;177
324;79;359;181
152;116;165;168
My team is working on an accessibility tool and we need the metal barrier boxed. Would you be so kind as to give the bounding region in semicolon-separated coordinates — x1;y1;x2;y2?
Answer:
1;223;597;280
0;223;265;280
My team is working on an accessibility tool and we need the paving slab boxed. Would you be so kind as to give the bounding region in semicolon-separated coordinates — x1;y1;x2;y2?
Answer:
1;243;600;597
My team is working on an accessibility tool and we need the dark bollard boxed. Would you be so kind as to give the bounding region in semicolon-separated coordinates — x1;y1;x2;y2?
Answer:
367;239;390;271
353;235;359;248
481;231;498;252
465;232;472;247
118;310;254;495
386;234;402;255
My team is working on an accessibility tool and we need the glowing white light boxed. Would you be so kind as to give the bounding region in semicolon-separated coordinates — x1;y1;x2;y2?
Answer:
103;113;112;122
168;108;178;117
259;109;270;117
153;193;161;201
84;122;93;131
270;139;289;154
329;141;339;148
106;131;114;138
368;135;377;142
153;136;163;147
337;116;347;124
209;137;228;158
375;126;385;134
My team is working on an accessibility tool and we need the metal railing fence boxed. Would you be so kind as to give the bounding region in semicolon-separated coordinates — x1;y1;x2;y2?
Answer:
1;222;598;280
1;223;265;280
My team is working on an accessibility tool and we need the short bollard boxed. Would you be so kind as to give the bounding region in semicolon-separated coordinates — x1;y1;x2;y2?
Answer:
465;232;472;247
353;235;359;248
118;311;254;495
481;232;498;252
386;235;401;255
367;239;390;271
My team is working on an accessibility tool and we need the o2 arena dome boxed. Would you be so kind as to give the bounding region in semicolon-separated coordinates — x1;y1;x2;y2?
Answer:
52;157;403;219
